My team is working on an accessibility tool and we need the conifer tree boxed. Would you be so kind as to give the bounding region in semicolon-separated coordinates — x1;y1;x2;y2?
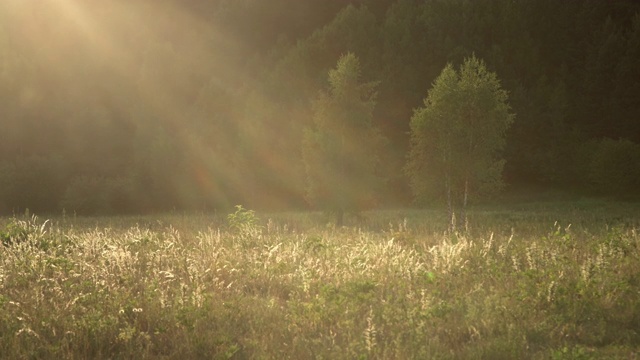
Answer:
302;53;387;226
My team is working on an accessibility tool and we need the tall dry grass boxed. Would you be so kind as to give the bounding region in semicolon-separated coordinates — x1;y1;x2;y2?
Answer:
1;204;639;359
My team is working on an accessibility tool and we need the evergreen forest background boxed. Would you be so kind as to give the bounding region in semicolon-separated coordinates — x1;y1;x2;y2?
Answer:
1;0;640;215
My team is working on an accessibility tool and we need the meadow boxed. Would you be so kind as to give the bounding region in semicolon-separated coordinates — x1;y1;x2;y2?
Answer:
1;201;639;359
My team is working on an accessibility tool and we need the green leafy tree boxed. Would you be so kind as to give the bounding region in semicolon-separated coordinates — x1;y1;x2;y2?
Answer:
406;55;514;231
303;53;388;226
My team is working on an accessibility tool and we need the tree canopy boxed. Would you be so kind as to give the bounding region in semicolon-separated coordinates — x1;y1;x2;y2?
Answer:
303;53;388;225
406;56;514;230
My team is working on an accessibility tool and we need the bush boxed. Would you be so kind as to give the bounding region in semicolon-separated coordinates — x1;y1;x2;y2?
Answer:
227;205;261;240
588;138;640;198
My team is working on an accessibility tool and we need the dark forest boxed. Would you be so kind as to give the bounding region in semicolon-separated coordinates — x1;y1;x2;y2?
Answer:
1;0;639;214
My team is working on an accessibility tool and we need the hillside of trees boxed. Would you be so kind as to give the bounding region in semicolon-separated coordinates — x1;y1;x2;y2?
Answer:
1;0;639;214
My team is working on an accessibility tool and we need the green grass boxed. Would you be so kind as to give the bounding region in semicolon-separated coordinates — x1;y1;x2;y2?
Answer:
1;202;639;359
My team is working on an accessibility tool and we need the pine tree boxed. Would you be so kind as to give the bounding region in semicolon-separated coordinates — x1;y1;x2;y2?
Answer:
302;53;387;226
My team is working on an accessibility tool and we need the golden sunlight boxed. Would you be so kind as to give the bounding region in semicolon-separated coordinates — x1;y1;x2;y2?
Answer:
2;0;270;208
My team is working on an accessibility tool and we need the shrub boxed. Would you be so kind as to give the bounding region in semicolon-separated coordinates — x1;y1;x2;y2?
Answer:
227;205;261;241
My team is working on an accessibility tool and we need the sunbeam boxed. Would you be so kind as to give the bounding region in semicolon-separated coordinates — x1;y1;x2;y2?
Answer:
2;0;266;210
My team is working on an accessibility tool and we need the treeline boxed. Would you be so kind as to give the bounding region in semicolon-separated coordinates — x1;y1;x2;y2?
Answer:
1;0;639;214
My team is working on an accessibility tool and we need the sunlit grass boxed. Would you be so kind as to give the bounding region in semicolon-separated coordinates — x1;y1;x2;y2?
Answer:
1;204;639;359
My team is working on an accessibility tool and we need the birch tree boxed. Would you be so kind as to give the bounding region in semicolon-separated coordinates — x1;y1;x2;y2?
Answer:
406;55;514;232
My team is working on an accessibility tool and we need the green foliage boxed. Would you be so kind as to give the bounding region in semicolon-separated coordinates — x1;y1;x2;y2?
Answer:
0;216;54;250
227;205;258;230
551;345;595;360
227;205;261;240
303;53;388;224
406;55;514;216
0;218;29;247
